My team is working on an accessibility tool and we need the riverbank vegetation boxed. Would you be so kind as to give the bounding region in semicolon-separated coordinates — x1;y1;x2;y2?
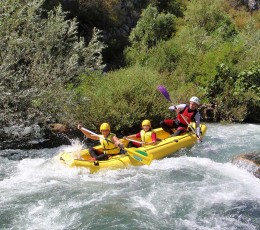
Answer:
1;0;259;133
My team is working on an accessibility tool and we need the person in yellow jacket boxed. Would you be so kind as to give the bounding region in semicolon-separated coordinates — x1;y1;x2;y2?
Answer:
125;120;157;147
78;123;124;161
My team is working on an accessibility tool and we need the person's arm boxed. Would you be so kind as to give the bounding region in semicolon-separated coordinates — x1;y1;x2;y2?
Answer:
111;135;124;148
124;132;144;146
77;124;99;140
169;104;186;112
151;132;157;143
135;133;141;138
126;133;139;139
175;104;186;112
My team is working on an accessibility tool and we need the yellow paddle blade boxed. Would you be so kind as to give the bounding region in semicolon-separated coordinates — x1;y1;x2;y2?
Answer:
126;148;153;165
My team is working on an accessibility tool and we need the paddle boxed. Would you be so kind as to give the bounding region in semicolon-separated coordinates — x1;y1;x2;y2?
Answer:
124;137;144;144
80;127;153;165
157;85;202;142
126;148;153;165
125;137;161;145
81;127;102;139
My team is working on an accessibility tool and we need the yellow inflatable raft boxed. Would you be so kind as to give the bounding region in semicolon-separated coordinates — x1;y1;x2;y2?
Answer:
58;123;207;173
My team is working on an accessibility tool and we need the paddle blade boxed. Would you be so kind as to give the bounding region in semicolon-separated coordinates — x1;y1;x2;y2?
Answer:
126;148;153;165
157;85;172;102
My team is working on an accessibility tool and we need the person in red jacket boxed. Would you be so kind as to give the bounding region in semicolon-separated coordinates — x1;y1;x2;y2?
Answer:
160;96;202;141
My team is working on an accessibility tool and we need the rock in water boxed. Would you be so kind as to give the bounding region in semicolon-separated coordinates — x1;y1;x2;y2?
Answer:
231;152;260;179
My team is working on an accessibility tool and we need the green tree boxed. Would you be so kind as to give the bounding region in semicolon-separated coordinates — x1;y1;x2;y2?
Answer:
0;0;105;126
129;4;176;49
126;4;176;66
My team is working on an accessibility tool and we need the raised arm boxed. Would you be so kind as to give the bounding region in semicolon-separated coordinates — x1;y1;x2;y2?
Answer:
77;124;100;141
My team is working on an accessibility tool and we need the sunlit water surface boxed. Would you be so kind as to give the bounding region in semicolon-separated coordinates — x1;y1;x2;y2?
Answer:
0;123;260;230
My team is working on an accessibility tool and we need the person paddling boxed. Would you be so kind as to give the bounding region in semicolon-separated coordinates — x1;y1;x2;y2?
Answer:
78;123;124;161
160;97;202;141
125;120;157;147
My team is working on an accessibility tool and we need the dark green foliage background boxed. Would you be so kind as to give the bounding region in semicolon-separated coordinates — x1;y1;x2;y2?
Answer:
1;0;259;133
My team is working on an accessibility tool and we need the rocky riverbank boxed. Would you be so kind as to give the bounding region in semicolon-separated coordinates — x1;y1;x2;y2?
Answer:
0;124;73;150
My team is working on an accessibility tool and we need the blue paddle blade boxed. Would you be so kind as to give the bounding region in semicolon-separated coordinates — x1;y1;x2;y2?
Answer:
157;85;172;102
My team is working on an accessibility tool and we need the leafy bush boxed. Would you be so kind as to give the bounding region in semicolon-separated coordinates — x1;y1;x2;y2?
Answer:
185;0;236;37
70;66;170;134
234;63;260;95
234;63;260;122
206;63;260;122
0;0;105;126
145;39;181;73
233;16;260;71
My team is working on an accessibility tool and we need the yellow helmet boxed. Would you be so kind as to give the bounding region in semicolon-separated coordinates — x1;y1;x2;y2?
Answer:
100;123;110;132
142;119;151;127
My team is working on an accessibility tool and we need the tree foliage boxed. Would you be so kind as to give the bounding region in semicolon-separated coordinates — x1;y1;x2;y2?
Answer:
1;0;260;130
129;4;176;49
125;4;177;66
0;0;105;126
206;63;260;122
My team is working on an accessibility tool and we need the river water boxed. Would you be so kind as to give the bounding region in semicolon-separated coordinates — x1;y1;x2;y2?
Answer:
0;123;260;230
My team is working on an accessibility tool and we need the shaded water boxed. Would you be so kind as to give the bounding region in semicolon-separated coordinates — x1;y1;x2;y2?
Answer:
0;123;260;230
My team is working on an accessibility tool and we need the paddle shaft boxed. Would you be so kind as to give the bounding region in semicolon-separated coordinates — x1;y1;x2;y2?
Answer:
81;127;102;139
125;137;144;144
81;127;143;144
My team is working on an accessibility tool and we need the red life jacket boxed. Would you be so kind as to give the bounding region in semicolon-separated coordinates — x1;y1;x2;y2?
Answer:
177;105;198;126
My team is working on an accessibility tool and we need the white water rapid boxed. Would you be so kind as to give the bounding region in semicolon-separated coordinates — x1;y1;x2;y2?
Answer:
0;123;260;230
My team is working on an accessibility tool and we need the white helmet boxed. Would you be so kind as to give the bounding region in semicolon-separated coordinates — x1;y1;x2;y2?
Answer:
190;96;200;105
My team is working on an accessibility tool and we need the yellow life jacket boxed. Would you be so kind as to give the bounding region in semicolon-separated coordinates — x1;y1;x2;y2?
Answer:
140;130;154;143
100;133;120;155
